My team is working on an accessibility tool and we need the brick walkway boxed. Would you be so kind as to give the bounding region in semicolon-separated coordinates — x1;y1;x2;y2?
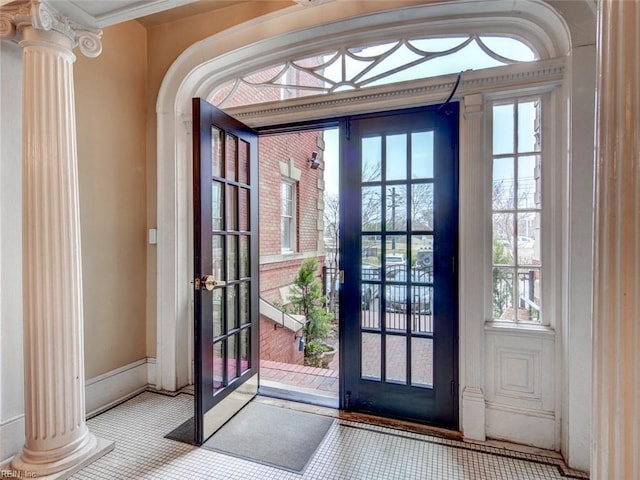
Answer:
260;359;339;395
260;320;435;395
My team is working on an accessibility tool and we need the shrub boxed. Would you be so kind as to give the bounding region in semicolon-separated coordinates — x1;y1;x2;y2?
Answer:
288;257;333;363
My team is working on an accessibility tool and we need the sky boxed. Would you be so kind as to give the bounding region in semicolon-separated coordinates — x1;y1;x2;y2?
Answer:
324;127;340;197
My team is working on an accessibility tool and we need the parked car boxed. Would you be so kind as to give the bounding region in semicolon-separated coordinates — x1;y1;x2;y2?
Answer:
385;253;406;267
385;269;432;314
361;264;380;309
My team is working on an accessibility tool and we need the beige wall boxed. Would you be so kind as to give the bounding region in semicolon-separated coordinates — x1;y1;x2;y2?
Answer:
75;21;148;378
70;0;450;374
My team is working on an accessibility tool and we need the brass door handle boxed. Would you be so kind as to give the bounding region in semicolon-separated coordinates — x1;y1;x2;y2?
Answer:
194;275;226;291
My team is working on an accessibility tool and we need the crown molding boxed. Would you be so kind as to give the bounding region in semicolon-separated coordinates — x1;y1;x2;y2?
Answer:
0;0;102;57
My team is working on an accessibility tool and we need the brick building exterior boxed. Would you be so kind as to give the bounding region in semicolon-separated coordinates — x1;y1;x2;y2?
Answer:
257;131;326;364
217;65;328;365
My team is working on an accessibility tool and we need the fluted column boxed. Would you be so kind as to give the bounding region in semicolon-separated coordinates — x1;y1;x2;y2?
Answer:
0;1;104;476
592;1;640;479
460;93;486;441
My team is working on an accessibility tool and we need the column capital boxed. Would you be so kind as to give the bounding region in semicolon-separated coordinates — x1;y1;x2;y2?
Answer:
463;93;484;119
0;0;102;57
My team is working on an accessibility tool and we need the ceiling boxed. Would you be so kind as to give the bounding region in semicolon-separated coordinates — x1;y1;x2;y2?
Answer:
136;0;250;27
3;0;327;29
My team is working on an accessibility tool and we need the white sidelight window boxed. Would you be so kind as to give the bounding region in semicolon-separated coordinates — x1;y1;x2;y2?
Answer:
491;97;544;324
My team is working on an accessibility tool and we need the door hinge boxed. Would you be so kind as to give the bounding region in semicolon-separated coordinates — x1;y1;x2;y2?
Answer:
451;257;456;274
345;391;351;411
344;117;351;141
339;270;345;284
451;380;457;398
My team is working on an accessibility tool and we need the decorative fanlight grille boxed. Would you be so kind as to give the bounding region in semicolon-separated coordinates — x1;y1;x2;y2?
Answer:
211;35;536;108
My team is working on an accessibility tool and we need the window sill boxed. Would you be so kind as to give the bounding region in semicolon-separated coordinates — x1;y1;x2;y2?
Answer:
260;250;324;265
484;320;555;337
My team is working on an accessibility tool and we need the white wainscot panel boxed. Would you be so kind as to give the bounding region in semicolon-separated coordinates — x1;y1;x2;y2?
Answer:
484;327;556;449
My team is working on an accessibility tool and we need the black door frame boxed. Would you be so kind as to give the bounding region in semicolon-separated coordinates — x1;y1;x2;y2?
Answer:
337;105;459;428
254;104;459;429
193;98;260;445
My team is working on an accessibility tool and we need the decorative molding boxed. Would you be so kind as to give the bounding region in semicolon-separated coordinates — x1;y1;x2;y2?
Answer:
485;400;556;449
0;414;25;466
3;359;155;462
147;357;157;386
226;58;565;127
495;348;539;400
182;119;192;135
85;359;154;418
279;158;301;182
484;321;556;337
0;0;102;57
293;0;334;7
459;91;487;441
57;0;198;29
463;93;483;118
485;400;555;420
485;330;554;419
461;388;486;441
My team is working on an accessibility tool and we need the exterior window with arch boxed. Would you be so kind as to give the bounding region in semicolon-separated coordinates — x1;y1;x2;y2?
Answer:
210;34;538;109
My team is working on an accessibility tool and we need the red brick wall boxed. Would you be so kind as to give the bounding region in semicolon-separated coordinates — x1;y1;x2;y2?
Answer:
260;255;326;304
224;67;326;365
260;316;304;364
258;131;322;256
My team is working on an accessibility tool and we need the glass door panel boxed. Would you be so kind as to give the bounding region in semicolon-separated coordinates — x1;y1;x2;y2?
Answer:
341;105;458;428
193;98;259;445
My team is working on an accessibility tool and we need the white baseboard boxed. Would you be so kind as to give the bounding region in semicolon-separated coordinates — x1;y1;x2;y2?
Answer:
485;401;556;450
462;387;486;441
0;414;24;466
147;357;156;386
1;358;158;463
85;358;156;418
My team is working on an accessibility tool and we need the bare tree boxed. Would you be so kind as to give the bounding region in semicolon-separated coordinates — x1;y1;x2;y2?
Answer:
324;193;340;315
410;183;433;230
362;187;382;231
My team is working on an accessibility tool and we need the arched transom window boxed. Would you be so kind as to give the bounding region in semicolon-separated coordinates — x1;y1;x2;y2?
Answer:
211;34;537;109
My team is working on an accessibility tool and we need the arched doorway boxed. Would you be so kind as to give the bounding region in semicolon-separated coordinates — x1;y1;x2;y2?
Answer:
154;0;587;455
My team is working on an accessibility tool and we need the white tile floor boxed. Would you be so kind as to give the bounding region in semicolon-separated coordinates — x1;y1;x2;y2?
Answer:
71;391;589;480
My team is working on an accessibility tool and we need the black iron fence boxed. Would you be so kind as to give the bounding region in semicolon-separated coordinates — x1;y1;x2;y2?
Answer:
493;268;540;321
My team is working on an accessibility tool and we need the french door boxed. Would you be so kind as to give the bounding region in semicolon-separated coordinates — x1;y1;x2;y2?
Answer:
340;105;459;428
192;98;259;444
